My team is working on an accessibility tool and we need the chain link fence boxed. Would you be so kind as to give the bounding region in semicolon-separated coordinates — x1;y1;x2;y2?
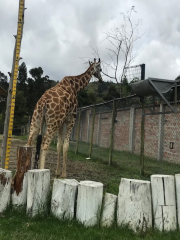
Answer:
69;95;180;178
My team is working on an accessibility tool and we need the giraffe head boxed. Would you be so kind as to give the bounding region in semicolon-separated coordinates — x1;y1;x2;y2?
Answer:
89;58;103;83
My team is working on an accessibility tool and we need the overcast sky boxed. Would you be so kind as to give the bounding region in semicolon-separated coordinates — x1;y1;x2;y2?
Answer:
1;0;180;83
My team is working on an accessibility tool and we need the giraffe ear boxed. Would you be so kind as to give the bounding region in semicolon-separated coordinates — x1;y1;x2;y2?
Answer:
89;61;92;66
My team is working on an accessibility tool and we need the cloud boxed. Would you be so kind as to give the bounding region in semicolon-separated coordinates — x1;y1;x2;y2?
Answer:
0;0;180;83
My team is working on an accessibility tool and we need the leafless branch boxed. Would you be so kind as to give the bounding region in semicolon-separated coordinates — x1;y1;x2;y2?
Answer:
91;6;143;95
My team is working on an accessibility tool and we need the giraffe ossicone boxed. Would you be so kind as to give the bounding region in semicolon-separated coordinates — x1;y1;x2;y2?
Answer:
26;58;103;178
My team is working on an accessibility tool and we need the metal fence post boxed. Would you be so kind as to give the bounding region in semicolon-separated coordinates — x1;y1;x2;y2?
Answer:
140;63;146;176
89;106;95;158
109;99;116;165
140;98;145;176
75;110;81;154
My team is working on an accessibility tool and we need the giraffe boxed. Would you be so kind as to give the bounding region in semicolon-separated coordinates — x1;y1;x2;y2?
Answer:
26;58;103;178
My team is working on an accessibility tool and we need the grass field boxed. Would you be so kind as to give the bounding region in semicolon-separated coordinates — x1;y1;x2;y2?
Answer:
1;135;180;239
1;208;180;240
69;141;180;195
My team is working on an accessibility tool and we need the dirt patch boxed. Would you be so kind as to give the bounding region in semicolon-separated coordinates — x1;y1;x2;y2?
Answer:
0;137;106;182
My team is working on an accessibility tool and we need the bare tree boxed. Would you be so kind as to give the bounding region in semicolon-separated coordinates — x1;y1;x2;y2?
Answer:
101;6;143;96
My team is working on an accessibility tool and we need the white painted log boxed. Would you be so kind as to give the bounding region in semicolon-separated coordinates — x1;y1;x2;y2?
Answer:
51;179;78;220
12;172;28;207
27;169;50;217
117;178;152;232
175;174;180;228
76;181;103;227
151;175;177;231
101;193;117;227
0;169;12;213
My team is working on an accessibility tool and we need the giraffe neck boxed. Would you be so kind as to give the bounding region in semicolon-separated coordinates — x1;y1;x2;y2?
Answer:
57;65;94;94
74;65;94;93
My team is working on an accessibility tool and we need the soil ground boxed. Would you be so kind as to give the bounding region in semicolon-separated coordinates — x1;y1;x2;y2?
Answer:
0;135;109;184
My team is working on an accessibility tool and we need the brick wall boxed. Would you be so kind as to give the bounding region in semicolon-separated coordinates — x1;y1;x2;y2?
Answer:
113;110;130;151
72;104;180;163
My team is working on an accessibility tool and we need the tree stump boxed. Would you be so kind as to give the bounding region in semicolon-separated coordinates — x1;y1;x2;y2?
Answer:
117;178;152;232
101;193;117;227
12;172;28;207
0;168;12;213
51;179;79;220
151;175;177;231
76;181;103;227
12;146;33;196
27;169;50;217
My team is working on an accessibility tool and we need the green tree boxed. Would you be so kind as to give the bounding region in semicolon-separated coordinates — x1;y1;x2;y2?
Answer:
26;67;56;116
104;85;120;101
88;92;97;104
29;67;43;80
29;67;47;99
121;76;132;97
0;71;8;91
17;62;27;92
14;91;28;127
0;71;8;131
77;89;90;107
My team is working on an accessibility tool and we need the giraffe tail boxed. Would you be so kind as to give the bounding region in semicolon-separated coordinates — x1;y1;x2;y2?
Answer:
34;134;42;169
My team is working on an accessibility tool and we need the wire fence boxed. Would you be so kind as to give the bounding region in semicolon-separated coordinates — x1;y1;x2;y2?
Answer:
69;95;180;178
17;94;180;178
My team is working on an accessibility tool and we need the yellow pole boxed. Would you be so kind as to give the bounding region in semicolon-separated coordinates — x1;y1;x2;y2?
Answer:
1;0;25;169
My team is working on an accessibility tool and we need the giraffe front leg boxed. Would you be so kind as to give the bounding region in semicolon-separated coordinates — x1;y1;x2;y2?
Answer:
55;126;63;178
61;139;69;178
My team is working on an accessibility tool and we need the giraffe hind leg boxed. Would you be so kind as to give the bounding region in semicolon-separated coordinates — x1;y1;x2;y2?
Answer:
39;127;56;169
61;117;76;178
26;127;39;146
55;125;63;178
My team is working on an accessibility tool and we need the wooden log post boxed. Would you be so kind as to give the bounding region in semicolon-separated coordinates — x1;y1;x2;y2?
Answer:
12;146;32;205
101;193;117;227
0;168;12;213
151;175;177;231
117;178;152;232
175;174;180;229
12;172;28;207
76;181;103;227
27;169;50;217
51;179;79;220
